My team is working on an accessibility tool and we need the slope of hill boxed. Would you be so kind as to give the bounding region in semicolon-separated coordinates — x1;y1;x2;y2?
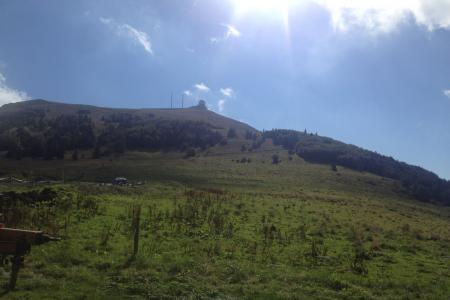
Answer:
1;149;450;299
0;99;257;159
0;99;256;134
0;99;448;206
1;100;450;299
264;129;450;205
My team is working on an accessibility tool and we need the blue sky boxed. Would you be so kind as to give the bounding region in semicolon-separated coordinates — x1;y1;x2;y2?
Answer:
0;0;449;179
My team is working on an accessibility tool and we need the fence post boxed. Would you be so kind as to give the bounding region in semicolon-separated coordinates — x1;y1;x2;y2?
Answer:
132;205;141;257
8;254;21;290
8;238;28;291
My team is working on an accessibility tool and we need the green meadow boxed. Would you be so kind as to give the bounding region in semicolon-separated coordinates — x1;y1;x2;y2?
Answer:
1;146;450;299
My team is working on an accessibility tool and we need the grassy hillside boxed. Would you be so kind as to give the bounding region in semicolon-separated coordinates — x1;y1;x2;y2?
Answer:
1;100;450;299
1;148;450;299
1;100;447;206
264;129;450;205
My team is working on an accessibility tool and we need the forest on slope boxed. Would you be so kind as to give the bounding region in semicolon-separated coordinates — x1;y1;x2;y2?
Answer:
0;100;256;160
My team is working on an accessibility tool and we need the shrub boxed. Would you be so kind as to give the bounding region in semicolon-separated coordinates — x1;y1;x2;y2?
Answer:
227;128;237;139
92;145;101;159
310;239;328;265
185;148;196;158
72;149;79;161
351;244;369;275
272;154;280;164
245;130;257;140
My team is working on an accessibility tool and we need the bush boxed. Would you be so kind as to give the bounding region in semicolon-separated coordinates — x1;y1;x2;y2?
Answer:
92;145;101;159
227;128;237;139
245;130;256;140
351;244;369;275
272;154;280;164
72;149;79;161
184;148;196;158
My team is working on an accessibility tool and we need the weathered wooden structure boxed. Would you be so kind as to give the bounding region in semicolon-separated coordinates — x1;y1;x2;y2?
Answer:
0;226;59;290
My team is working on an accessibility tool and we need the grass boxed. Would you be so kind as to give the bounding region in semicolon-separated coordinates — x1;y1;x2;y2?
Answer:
1;145;450;299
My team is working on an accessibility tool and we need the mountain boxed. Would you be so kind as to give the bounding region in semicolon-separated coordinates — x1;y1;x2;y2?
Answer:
0;99;449;205
0;99;257;159
2;102;450;300
0;99;256;135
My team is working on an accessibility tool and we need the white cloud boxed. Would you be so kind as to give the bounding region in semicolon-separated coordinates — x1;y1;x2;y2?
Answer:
218;99;227;112
184;90;192;96
315;0;450;33
0;72;29;106
218;87;235;112
224;24;242;38
99;17;112;25
444;89;450;98
100;17;153;54
220;87;234;98
119;24;153;54
417;1;450;30
194;83;210;92
211;24;241;43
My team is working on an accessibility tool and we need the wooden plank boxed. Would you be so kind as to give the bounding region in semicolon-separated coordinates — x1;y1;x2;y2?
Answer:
0;241;17;255
0;228;43;243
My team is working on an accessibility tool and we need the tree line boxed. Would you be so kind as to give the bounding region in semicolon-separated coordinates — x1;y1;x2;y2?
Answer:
0;111;223;159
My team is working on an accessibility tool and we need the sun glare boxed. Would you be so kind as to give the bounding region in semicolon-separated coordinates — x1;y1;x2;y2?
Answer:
230;0;297;17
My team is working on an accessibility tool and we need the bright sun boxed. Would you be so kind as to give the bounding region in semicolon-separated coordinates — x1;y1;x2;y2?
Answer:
230;0;297;17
